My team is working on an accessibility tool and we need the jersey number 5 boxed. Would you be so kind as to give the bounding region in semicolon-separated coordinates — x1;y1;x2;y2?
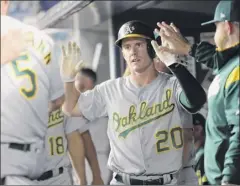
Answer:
49;136;64;156
155;126;183;153
11;53;37;99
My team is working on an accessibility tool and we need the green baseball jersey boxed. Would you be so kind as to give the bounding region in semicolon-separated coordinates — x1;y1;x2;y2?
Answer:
204;54;240;184
191;42;240;185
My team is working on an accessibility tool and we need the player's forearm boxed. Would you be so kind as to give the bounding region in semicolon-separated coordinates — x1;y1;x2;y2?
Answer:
182;128;194;165
189;42;217;69
222;128;240;184
67;131;87;185
169;64;207;113
62;82;80;116
82;131;102;180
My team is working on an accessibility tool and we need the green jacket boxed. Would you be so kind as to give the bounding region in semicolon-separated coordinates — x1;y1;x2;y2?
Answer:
191;42;240;185
194;147;208;185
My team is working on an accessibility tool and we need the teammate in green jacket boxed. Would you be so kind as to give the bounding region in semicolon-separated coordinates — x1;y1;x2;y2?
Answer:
154;0;240;184
193;113;208;185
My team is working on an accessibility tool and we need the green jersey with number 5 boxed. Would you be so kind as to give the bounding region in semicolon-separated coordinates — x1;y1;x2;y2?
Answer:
1;15;63;144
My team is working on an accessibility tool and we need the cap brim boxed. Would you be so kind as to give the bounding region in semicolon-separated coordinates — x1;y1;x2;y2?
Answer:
115;34;152;47
201;19;217;26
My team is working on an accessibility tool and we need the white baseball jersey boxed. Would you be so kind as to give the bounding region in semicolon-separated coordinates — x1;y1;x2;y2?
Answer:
1;15;63;144
78;72;194;175
84;117;111;185
88;117;110;153
44;108;89;172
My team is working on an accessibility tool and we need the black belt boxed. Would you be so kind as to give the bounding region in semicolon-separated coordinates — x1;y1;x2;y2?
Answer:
115;174;173;185
37;167;64;181
8;143;31;152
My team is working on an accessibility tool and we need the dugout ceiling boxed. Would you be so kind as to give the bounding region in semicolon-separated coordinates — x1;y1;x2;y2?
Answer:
45;0;220;34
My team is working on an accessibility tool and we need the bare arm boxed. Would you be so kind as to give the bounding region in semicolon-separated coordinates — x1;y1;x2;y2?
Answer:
67;131;87;185
182;128;194;165
82;131;104;184
62;82;82;117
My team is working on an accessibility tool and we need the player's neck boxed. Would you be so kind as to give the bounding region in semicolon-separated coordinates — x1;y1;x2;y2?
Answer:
130;65;158;87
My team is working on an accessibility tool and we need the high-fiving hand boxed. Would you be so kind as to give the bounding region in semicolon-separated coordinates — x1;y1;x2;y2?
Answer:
154;22;191;55
151;40;177;67
61;41;85;82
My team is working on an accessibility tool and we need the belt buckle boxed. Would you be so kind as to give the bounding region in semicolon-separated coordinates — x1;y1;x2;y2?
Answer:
158;177;163;185
23;144;29;152
145;179;153;185
142;179;147;185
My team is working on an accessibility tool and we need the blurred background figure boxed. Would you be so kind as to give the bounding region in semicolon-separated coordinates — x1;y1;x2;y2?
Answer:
193;113;208;185
75;67;111;185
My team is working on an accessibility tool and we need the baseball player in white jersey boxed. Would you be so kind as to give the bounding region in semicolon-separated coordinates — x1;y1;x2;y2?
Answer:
36;94;89;185
34;38;102;185
1;1;64;184
60;20;207;185
75;68;112;185
1;29;28;65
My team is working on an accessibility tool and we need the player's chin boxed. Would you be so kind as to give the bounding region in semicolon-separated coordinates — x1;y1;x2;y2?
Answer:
131;63;142;71
133;65;148;74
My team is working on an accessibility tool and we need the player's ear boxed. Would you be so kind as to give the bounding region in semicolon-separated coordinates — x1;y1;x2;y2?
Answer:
226;21;233;35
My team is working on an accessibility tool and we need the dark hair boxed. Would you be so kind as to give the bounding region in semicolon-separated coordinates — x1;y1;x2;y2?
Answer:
80;68;97;84
193;113;206;134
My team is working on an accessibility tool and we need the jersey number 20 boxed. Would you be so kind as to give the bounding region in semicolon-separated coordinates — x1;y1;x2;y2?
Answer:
11;53;37;99
155;126;183;153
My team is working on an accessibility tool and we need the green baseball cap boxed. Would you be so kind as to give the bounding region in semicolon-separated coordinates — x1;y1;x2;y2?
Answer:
202;0;240;26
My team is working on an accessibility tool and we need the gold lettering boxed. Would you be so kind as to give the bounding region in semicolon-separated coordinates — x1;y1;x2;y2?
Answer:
48;109;64;127
139;101;147;119
163;89;172;109
113;112;121;131
155;103;163;113
129;105;137;123
146;107;153;117
113;89;176;138
122;116;129;127
151;103;156;115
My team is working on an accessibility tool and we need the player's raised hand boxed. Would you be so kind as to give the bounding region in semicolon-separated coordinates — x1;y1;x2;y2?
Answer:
151;40;177;67
155;22;191;55
60;41;85;82
1;29;28;65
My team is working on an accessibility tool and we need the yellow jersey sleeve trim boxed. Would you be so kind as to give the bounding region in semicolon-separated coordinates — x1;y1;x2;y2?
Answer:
225;66;240;89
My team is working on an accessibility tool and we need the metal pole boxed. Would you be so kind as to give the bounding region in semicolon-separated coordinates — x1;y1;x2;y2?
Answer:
73;13;81;45
108;17;117;79
38;1;92;30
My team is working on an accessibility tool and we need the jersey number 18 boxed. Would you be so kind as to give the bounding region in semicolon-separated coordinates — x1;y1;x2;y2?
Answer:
48;136;64;156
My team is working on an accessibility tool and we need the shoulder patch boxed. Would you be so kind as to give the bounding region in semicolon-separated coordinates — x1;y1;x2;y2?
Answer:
225;66;240;89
